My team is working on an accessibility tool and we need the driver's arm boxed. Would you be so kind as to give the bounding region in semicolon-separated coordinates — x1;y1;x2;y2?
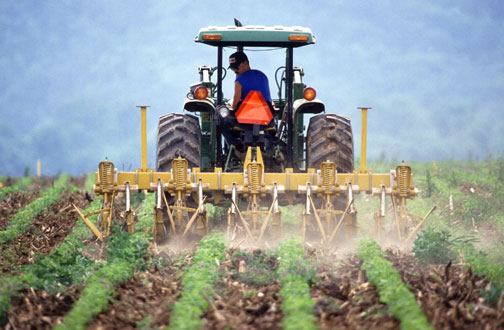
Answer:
232;81;242;110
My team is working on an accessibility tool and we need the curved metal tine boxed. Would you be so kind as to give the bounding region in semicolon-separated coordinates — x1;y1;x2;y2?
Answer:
391;194;402;240
161;184;177;237
308;193;326;241
230;198;255;244
258;195;278;242
329;198;353;242
182;195;208;236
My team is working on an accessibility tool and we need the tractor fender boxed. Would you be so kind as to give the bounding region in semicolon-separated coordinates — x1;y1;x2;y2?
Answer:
293;98;325;116
183;98;215;113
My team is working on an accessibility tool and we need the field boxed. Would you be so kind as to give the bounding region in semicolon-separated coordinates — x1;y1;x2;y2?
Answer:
1;158;503;329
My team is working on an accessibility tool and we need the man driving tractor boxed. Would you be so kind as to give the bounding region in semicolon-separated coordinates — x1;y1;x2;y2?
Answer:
220;51;276;150
228;51;272;109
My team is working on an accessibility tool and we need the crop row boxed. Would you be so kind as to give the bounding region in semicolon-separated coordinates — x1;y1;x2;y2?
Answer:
276;235;317;330
0;174;69;243
55;192;154;329
0;194;104;325
0;177;32;201
463;246;504;304
169;232;226;330
358;239;432;330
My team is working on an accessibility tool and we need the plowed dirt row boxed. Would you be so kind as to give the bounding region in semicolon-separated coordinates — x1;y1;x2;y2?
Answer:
0;176;73;232
2;221;502;330
88;264;182;329
312;254;399;329
7;286;81;330
0;192;90;274
387;249;504;330
202;249;283;329
0;192;39;230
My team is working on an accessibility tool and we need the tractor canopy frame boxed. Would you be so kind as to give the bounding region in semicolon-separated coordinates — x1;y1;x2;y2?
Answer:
195;25;316;167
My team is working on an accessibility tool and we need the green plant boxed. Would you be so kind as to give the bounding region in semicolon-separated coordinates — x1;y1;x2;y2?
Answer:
0;174;69;243
54;193;155;329
0;176;32;201
358;239;432;330
413;226;478;264
230;249;279;286
169;232;226;330
276;235;317;330
424;170;437;197
462;245;504;306
412;226;457;264
0;277;22;325
0;197;103;325
53;260;134;330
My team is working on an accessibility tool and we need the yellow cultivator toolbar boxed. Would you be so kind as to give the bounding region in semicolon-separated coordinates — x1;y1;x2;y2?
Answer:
85;146;424;243
72;104;434;245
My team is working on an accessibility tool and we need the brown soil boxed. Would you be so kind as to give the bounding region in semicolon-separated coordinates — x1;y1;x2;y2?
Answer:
28;177;54;191
201;249;283;329
386;249;504;330
6;286;81;330
69;174;87;189
312;254;399;329
203;281;283;330
0;192;40;230
0;192;90;274
85;251;193;330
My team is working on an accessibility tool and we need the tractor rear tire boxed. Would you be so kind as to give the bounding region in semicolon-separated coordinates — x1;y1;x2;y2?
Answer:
306;114;354;172
306;114;356;242
156;113;201;171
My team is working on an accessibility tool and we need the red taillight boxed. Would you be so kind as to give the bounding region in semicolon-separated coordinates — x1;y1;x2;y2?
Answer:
303;87;316;101
194;86;208;100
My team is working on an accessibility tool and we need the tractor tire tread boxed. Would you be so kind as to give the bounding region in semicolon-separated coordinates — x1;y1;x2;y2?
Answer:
306;113;354;173
156;113;201;172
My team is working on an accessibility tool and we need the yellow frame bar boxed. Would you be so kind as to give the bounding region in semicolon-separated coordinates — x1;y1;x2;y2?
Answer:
95;168;400;195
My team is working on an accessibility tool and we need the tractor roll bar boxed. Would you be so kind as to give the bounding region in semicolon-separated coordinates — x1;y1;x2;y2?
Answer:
216;46;224;166
214;45;296;167
286;47;294;168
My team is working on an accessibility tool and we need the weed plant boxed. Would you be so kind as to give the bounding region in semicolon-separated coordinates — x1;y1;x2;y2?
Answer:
412;226;477;264
230;249;279;286
462;245;504;306
412;225;503;306
358;239;432;330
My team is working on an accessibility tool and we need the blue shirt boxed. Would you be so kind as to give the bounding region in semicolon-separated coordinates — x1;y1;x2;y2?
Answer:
236;69;272;103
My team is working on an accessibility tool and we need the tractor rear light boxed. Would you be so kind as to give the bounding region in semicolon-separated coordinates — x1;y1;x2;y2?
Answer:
202;34;222;40
194;86;209;100
303;87;316;101
289;34;309;41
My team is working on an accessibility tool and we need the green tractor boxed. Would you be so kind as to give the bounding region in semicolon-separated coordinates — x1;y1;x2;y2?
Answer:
156;23;354;177
85;22;421;244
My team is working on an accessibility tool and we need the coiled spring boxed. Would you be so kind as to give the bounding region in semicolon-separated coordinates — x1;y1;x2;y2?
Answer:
98;161;114;193
396;165;411;197
172;158;188;188
321;162;336;193
247;162;262;194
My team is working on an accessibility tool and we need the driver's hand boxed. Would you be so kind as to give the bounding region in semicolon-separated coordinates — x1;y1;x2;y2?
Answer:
225;99;233;110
